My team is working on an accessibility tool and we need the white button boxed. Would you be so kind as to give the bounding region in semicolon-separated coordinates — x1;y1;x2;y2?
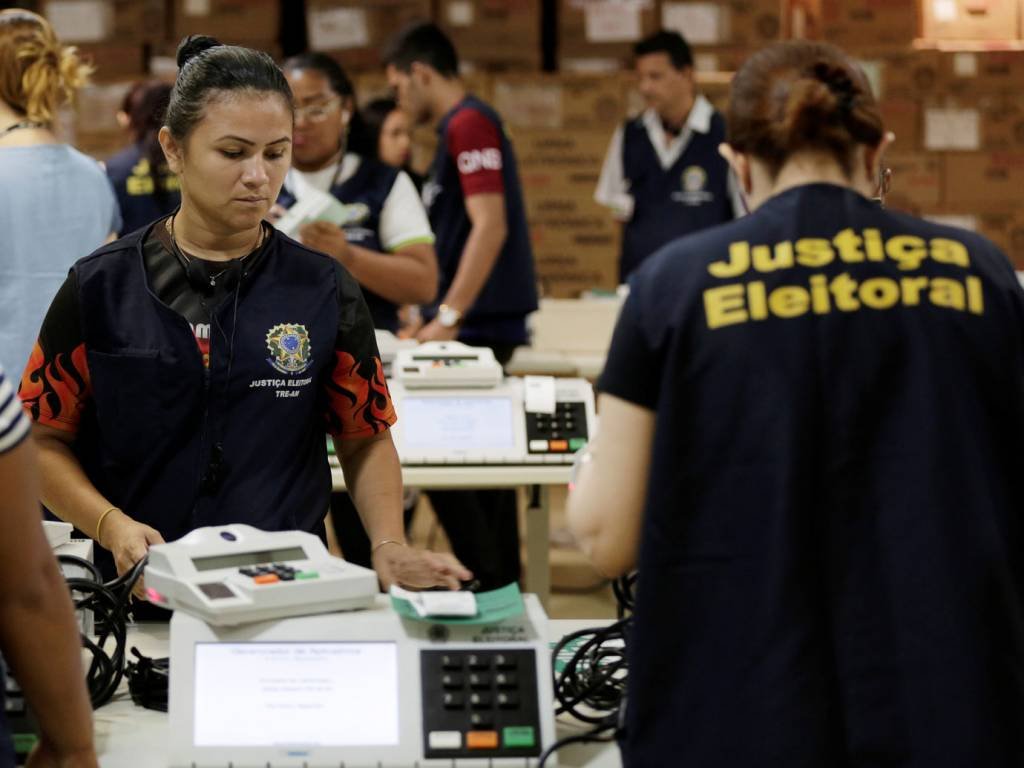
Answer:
429;730;462;750
529;439;549;452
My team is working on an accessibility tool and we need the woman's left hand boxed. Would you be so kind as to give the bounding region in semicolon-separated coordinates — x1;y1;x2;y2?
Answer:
299;221;352;267
372;543;472;591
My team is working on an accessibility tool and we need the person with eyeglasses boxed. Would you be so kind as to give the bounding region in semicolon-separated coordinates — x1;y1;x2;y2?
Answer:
568;39;1024;767
20;36;469;615
275;53;439;570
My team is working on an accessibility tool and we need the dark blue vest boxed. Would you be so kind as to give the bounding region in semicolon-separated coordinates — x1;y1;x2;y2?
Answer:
621;111;733;281
105;143;180;236
73;227;343;579
278;156;402;332
424;96;538;345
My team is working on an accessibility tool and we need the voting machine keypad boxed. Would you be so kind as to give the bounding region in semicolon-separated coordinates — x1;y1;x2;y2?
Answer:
527;401;588;455
421;649;542;758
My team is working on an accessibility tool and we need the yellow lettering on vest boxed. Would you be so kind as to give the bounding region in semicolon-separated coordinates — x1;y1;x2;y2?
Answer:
834;228;864;263
930;278;966;310
966;276;984;314
768;285;810;318
795;238;834;268
829;273;861;311
709;242;751;278
859;277;900;310
930;238;970;268
704;285;748;329
126;176;155;195
863;228;885;262
747;281;768;320
809;274;830;314
752;241;794;272
899;276;930;306
886;235;928;270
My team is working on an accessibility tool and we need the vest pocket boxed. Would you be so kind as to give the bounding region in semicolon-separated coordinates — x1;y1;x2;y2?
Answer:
87;349;178;465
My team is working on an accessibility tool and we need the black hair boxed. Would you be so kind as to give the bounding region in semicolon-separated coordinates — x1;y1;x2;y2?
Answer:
130;81;173;205
634;30;694;70
360;97;398;162
281;50;372;157
166;34;293;140
382;22;459;79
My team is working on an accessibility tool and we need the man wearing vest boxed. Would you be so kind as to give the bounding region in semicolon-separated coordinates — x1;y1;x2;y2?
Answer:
596;31;743;282
385;23;539;590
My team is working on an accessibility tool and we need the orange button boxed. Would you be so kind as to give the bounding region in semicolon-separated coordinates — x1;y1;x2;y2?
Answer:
549;440;569;452
466;731;499;749
253;574;279;584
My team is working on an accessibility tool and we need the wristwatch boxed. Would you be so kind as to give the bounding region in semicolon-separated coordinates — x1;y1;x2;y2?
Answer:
437;303;464;328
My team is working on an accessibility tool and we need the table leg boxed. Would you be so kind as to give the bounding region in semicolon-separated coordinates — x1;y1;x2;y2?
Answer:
524;484;551;609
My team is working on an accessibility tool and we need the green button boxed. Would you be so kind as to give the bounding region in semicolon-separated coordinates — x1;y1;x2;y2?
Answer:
295;571;319;580
503;726;535;748
569;438;587;451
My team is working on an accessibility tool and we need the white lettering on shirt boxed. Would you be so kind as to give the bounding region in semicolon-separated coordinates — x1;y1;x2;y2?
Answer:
456;148;503;174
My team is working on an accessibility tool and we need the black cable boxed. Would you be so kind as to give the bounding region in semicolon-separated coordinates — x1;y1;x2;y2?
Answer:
126;647;169;712
541;570;639;764
63;555;147;708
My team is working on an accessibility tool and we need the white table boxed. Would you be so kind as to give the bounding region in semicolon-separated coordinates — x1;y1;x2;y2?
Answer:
331;464;571;608
94;619;621;767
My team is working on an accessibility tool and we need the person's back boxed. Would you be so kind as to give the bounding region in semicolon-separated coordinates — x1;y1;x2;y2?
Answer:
620;184;1024;766
568;39;1024;768
0;145;119;369
0;10;120;372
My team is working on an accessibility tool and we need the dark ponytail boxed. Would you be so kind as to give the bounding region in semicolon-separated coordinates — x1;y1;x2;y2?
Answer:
727;40;884;178
166;34;293;140
281;51;372;157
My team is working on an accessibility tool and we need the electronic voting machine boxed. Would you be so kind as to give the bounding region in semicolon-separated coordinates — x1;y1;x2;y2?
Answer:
167;594;557;767
389;341;596;465
144;525;378;626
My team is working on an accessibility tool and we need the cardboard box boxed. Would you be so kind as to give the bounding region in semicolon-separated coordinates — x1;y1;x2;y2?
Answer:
940;50;1024;96
820;0;919;51
879;98;922;150
438;0;542;70
307;0;430;72
172;0;279;44
74;43;147;82
923;96;1024;152
493;74;625;130
44;0;164;44
883;151;943;211
868;50;942;100
942;151;1024;206
921;0;1020;42
513;129;620;296
558;0;661;68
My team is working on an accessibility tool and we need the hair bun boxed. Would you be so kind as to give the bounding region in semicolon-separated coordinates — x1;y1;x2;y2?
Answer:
176;34;222;69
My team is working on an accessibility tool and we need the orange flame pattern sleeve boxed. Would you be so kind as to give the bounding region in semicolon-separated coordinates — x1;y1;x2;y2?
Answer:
19;341;91;433
324;351;397;439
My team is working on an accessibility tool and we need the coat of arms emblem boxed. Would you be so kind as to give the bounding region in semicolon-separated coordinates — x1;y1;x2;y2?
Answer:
266;323;312;374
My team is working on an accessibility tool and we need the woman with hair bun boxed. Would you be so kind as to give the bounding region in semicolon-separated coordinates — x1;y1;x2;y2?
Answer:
20;35;469;613
568;40;1024;767
0;8;121;374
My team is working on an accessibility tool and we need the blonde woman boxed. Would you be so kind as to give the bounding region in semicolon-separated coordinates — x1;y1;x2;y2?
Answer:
0;9;120;374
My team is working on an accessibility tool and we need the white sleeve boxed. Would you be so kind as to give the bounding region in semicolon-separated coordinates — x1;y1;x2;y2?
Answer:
0;366;30;454
594;125;634;222
379;171;436;252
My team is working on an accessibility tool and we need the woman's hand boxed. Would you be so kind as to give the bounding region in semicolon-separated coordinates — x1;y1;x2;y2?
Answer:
415;318;459;343
299;221;353;267
97;510;165;598
371;543;472;591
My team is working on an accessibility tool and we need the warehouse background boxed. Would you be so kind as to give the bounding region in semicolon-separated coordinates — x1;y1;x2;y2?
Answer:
7;0;1024;295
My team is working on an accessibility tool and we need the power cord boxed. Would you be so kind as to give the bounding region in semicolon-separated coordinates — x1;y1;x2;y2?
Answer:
126;647;168;712
539;572;637;767
58;554;147;709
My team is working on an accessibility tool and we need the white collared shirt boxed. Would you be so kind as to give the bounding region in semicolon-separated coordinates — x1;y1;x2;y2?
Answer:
594;94;744;222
